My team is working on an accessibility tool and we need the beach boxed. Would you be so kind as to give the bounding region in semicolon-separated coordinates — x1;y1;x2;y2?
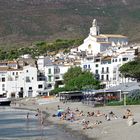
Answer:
0;106;91;140
10;97;140;140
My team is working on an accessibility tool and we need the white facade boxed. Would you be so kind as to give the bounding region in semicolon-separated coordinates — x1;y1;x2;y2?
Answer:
81;47;136;88
77;19;128;56
0;65;47;98
0;19;138;98
44;64;70;91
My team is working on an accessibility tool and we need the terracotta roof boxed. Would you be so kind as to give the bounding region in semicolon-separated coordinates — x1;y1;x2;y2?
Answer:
93;35;107;38
8;61;17;64
0;67;8;71
0;67;22;72
101;34;127;38
102;56;112;60
8;68;23;71
97;42;111;44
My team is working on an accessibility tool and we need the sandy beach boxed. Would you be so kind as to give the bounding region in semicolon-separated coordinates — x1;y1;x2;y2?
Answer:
11;97;140;140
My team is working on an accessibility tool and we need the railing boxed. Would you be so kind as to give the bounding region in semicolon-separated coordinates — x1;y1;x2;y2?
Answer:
101;71;109;74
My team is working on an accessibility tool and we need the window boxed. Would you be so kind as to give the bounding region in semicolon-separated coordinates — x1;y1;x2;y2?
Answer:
113;77;116;80
48;68;51;74
95;64;98;67
13;72;15;75
2;84;5;91
26;77;30;82
102;68;104;73
15;75;18;79
32;77;34;80
29;87;32;90
88;44;91;49
38;85;43;89
115;59;117;62
20;87;23;91
101;75;104;80
16;72;18;75
88;65;90;69
106;67;109;73
47;84;52;88
48;76;52;82
55;76;60;80
2;77;5;82
106;75;109;81
122;58;128;61
95;70;98;74
95;74;99;80
26;70;28;73
54;68;60;74
83;65;87;69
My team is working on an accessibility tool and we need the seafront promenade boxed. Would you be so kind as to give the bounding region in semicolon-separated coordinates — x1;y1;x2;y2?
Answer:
11;97;140;140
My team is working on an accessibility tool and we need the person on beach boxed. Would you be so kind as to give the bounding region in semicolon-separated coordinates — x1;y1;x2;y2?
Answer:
75;108;79;112
68;112;75;122
57;105;60;110
95;110;105;117
109;111;118;119
82;121;90;129
78;111;84;116
87;112;94;117
35;108;40;116
123;109;133;119
87;112;91;117
105;111;117;121
60;112;67;120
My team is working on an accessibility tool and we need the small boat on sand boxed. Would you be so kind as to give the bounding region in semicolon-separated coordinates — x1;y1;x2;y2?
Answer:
0;97;11;106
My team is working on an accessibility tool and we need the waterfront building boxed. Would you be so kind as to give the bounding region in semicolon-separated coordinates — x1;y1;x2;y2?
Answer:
81;46;137;88
0;19;139;98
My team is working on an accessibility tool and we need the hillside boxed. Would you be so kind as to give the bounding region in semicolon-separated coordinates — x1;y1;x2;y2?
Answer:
0;0;140;48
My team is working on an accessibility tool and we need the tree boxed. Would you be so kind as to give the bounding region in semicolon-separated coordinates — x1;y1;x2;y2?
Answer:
63;67;100;90
66;71;100;90
128;89;140;101
119;58;140;81
63;66;82;84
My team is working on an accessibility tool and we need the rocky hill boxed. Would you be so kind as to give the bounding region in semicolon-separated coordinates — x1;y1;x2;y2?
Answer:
0;0;140;48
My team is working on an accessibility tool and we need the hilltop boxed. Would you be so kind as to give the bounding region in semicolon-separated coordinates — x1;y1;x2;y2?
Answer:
0;0;140;48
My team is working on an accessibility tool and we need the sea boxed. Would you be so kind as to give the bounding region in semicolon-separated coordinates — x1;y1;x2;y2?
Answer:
0;107;90;140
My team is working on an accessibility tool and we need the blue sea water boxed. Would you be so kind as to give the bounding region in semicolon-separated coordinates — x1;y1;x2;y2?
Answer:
0;107;89;140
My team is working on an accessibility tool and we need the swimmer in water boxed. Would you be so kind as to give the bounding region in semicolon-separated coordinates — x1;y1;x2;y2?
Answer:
27;112;29;120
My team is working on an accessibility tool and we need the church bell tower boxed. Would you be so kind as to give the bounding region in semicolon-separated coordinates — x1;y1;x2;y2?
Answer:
90;19;100;36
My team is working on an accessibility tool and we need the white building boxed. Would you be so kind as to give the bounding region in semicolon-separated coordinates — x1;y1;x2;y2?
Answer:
0;64;46;98
81;47;137;88
77;19;128;55
44;64;70;91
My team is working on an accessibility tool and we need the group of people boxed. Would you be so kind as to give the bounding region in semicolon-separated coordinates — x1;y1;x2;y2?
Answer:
54;105;135;129
26;108;47;126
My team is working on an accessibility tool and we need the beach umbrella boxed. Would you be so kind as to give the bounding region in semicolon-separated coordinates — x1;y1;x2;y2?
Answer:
57;109;64;112
57;109;64;117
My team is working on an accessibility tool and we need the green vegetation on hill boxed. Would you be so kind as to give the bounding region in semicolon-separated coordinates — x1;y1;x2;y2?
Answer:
0;38;83;60
0;0;140;48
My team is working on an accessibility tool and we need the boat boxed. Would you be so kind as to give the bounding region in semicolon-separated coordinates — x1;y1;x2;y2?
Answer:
0;97;11;106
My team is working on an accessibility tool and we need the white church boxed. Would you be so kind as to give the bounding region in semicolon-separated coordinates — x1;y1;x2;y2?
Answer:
77;19;128;55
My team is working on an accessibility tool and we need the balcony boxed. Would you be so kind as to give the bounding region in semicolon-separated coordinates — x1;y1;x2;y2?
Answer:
101;71;109;74
113;70;116;73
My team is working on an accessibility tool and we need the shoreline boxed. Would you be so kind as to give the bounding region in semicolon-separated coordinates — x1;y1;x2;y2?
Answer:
10;98;140;140
10;99;94;140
